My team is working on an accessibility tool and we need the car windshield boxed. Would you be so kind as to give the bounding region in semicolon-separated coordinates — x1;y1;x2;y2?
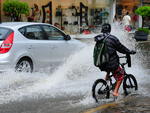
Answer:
0;27;13;40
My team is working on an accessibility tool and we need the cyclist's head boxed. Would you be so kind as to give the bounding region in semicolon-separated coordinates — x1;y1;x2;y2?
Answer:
101;23;111;33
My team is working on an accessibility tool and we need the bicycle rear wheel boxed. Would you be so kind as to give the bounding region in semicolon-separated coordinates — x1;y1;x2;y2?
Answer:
123;74;138;96
92;79;110;102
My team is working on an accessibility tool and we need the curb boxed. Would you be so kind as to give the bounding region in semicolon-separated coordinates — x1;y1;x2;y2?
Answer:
83;96;134;113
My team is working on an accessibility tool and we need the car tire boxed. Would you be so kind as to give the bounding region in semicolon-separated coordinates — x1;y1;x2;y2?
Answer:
15;58;33;73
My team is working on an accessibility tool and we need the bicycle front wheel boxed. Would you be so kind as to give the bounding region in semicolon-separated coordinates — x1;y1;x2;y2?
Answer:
123;74;138;96
92;79;110;103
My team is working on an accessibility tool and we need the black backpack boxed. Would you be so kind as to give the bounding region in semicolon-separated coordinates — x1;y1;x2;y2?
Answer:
93;35;110;67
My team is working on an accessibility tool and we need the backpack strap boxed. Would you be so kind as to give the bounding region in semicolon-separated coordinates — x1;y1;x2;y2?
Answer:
102;34;110;43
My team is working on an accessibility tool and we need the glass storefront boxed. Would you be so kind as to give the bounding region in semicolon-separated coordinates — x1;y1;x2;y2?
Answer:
0;0;123;30
90;0;111;26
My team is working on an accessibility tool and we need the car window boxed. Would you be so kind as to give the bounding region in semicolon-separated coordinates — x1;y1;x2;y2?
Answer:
42;25;65;40
19;27;25;35
19;25;45;40
0;27;13;40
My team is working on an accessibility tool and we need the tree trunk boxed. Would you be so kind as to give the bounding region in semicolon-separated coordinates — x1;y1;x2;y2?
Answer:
142;16;144;28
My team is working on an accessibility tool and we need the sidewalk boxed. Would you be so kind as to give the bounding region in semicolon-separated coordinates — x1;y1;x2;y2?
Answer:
84;95;150;113
100;95;150;113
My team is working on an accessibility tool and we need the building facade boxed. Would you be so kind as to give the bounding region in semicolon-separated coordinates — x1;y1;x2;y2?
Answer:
0;0;148;33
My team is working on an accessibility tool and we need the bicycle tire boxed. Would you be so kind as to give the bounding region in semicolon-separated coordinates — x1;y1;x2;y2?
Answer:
92;79;110;102
123;74;138;96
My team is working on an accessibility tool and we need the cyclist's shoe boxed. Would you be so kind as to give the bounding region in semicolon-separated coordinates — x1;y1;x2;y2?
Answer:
130;50;136;54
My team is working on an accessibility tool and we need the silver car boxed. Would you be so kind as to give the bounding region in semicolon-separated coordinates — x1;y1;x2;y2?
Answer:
0;22;85;72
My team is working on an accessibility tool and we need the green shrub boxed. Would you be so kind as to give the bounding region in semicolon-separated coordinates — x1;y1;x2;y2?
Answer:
135;6;150;28
135;6;150;17
137;27;149;34
3;0;29;21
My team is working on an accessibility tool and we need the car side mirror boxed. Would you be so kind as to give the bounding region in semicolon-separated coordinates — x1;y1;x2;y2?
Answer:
64;35;71;41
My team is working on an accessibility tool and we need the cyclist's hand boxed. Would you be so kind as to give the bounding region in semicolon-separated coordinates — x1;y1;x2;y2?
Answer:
130;50;136;54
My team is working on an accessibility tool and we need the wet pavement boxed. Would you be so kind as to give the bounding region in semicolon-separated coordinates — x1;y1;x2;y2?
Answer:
87;95;150;113
83;40;150;113
0;33;150;113
0;95;86;113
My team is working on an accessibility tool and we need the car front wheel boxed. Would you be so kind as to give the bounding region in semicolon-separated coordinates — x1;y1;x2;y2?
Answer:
15;58;33;73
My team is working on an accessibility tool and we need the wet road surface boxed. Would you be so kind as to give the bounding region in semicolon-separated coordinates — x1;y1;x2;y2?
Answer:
0;33;150;113
88;95;150;113
0;95;87;113
83;40;150;113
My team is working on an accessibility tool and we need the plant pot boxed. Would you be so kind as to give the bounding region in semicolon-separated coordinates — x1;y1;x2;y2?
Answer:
134;31;148;41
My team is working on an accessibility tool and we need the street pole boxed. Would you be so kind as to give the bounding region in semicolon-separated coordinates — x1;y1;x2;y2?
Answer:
0;0;1;23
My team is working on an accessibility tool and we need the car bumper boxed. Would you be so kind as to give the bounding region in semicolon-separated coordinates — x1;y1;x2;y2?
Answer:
0;54;14;72
0;61;12;72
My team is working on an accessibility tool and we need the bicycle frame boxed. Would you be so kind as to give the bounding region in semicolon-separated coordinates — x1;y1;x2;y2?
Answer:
106;54;130;91
92;54;137;102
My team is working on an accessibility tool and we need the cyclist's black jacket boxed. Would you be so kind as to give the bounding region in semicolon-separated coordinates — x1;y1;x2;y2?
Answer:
94;33;132;72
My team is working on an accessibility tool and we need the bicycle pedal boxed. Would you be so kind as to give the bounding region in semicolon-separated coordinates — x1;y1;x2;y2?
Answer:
113;96;118;101
126;85;131;88
98;90;104;94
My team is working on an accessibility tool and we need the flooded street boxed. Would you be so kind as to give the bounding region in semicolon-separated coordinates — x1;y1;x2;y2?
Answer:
99;96;150;113
0;26;150;113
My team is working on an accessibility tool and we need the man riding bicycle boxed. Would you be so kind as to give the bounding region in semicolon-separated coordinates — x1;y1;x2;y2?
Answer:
94;23;136;96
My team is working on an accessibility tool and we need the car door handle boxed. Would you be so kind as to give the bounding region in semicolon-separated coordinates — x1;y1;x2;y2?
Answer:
28;45;32;49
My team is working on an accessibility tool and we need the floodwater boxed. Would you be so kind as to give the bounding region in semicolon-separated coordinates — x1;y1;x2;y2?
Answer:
0;25;150;113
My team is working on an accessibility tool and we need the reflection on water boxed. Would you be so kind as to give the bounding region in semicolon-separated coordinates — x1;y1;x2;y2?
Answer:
136;42;150;68
101;95;150;113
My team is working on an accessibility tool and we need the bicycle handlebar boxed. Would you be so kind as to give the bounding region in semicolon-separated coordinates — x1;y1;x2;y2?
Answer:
126;54;131;67
119;54;131;67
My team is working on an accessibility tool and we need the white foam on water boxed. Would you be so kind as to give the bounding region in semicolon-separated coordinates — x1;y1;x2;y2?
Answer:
0;24;149;105
69;24;150;106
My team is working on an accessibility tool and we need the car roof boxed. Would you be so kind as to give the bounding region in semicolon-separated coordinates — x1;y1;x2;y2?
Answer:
0;22;52;29
0;22;67;35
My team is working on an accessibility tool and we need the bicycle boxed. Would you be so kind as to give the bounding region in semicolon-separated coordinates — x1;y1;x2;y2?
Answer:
92;54;138;103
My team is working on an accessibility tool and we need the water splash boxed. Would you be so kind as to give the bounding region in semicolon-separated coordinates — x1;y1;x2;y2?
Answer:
0;24;149;105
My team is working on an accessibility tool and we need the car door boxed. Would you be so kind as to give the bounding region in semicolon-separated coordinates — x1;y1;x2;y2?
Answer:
20;25;51;68
41;25;78;65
